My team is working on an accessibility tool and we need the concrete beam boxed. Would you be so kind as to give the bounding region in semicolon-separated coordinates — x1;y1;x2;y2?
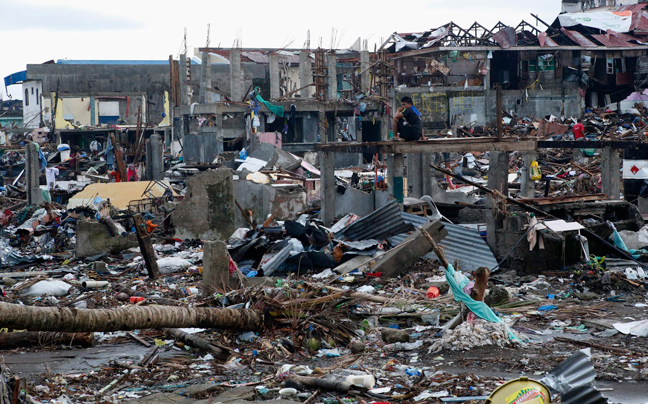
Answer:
145;134;164;181
269;53;280;99
520;151;537;199
407;153;423;199
319;150;336;226
25;143;44;206
601;146;621;200
199;52;211;104
486;151;510;251
230;49;244;102
315;138;537;154
360;50;370;93
299;51;312;99
537;140;647;149
327;53;337;100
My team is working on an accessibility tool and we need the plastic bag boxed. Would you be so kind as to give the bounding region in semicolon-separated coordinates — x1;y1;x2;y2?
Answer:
529;160;542;181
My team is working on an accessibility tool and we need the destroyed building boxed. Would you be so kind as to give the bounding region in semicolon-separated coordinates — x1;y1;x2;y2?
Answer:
1;3;648;403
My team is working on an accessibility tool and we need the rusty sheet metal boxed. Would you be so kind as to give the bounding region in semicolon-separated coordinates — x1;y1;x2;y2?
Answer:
592;33;636;47
538;32;559;47
561;28;598;47
607;29;641;42
493;27;517;49
537;121;569;137
633;11;648;31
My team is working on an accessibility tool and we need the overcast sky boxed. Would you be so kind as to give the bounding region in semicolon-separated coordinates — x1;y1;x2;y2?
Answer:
0;0;560;100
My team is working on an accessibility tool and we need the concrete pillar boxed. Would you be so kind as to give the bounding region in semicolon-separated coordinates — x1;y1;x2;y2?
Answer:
199;51;211;104
327;53;337;100
421;153;434;197
360;50;370;93
486;151;510;251
90;96;96;125
319;151;336;225
601;146;620;200
145;134;164;181
299;51;312;99
230;48;244;102
520;151;537;199
202;240;230;288
407;153;423;199
390;153;405;205
25;143;43;206
179;54;188;106
269;53;280;99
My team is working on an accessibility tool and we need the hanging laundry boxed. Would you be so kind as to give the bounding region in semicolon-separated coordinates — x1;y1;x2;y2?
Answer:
254;87;284;117
127;165;139;182
45;167;59;190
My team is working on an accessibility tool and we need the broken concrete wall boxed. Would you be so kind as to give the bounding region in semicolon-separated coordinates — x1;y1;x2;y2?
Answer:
233;180;307;228
396;87;582;129
335;188;390;218
183;132;223;164
500;88;582;120
76;220;138;258
171;169;236;241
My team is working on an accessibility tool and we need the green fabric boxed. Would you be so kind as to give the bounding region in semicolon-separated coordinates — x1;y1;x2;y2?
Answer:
254;87;284;117
445;264;522;342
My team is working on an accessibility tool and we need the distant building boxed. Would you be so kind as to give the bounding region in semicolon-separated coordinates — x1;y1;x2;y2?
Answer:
562;0;648;12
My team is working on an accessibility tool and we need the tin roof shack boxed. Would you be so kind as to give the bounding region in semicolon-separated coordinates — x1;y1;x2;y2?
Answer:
174;47;389;168
384;8;648;131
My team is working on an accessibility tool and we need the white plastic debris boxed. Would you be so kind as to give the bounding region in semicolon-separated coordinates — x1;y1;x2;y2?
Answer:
22;280;72;297
613;319;648;337
414;390;450;401
312;268;334;279
156;257;192;274
278;364;313;376
356;285;375;294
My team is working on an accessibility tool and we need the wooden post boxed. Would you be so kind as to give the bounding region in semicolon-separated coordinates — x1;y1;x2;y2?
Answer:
110;132;128;183
133;213;159;279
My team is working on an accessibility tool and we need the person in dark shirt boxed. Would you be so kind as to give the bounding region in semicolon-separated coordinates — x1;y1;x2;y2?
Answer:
393;96;423;141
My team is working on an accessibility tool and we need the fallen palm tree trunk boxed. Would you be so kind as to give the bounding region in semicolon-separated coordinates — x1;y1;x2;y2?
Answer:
163;328;224;356
0;331;95;349
0;303;263;332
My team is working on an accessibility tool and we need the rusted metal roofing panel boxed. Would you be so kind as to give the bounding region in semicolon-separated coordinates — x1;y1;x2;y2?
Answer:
607;29;641;42
242;52;269;64
538;32;559;47
561;28;598;47
493;27;517;49
592;33;636;47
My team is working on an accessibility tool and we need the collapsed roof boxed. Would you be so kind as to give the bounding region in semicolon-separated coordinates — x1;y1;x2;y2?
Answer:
383;4;648;52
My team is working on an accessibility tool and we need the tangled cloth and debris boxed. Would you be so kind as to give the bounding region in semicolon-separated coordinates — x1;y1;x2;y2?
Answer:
429;319;519;353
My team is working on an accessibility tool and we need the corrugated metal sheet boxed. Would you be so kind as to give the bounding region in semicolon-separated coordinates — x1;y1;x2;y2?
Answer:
561;386;608;404
541;351;608;404
592;31;637;47
538;32;559;48
3;70;26;87
561;28;599;47
391;213;498;273
335;200;413;241
242;52;270;64
493;27;517;49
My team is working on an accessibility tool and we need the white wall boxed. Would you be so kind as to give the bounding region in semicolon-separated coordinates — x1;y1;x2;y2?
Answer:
22;80;43;129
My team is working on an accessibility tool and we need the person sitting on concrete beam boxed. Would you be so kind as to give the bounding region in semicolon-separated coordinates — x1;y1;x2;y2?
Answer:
393;96;425;142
